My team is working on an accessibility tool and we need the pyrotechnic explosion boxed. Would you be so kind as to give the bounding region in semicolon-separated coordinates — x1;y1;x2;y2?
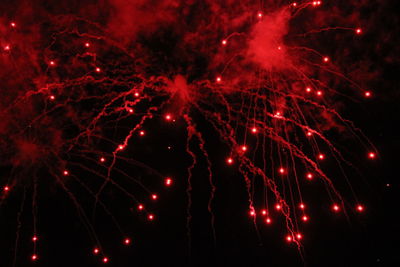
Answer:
1;0;377;264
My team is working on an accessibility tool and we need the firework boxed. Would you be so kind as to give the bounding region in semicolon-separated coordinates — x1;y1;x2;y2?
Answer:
0;0;377;265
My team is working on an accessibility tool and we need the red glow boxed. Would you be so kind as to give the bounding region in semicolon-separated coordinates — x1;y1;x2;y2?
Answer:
93;248;100;254
4;186;10;192
138;204;144;211
31;254;38;261
323;57;329;62
226;157;233;165
216;76;222;83
356;204;364;212
279;167;285;174
165;114;172;121
95;67;101;72
306;173;313;180
364;91;372;98
139;130;145;136
164;178;172;186
286;235;292;242
368;152;376;159
251;127;258;133
265;217;272;224
124;238;131;245
151;194;158;200
275;204;282;210
299;203;305;210
306;87;312;93
249;210;256;216
32;236;38;242
318;154;325;160
100;157;106;162
118;145;125;150
302;215;309;222
63;170;69;176
316;90;323;96
49;61;55;66
261;209;267;216
85;42;90;47
148;214;155;220
355;28;362;35
49;95;55;100
103;257;109;263
241;145;248;152
4;45;10;51
257;12;263;18
11;22;16;27
221;40;227;46
296;233;303;240
332;204;340;212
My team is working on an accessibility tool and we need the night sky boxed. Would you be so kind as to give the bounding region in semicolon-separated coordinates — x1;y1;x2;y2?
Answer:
1;0;399;266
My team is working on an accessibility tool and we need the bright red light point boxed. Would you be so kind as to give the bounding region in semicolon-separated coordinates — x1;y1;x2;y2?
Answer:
306;87;312;93
50;95;55;100
11;22;16;27
165;114;172;121
241;145;248;152
332;204;340;212
279;168;285;174
100;157;106;162
4;45;10;51
251;127;258;133
93;248;100;254
216;76;222;83
323;57;329;62
124;238;131;245
31;254;38;261
257;12;263;18
249;210;256;216
134;92;140;97
165;178;172;186
296;233;303;240
265;217;272;224
151;194;158;200
318;154;325;160
316;90;323;96
103;257;109;263
138;204;144;211
95;67;101;72
32;236;38;242
356;204;364;212
292;2;297;7
275;204;282;210
118;145;125;150
302;215;309;222
299;203;305;210
261;209;267;216
63;170;69;176
128;108;134;113
355;28;362;35
85;42;90;47
364;91;372;98
49;61;55;66
139;130;145;136
148;214;155;220
4;186;10;192
286;235;292;242
221;40;227;46
368;152;376;159
306;173;313;180
226;157;233;165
